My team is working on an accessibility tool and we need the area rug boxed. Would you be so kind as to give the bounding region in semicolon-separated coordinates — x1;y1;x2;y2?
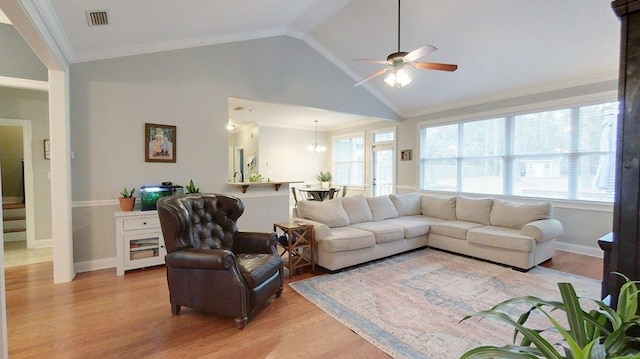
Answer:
289;248;601;359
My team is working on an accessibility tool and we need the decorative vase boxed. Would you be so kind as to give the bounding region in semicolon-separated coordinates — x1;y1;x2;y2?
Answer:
119;197;135;211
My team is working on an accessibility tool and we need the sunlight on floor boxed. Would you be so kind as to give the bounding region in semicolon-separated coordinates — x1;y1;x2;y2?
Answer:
4;241;52;267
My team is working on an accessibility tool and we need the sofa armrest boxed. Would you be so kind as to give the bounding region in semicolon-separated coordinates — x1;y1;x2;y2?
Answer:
292;218;332;241
520;219;563;243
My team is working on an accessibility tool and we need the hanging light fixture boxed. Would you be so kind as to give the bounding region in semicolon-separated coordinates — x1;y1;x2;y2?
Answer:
308;120;326;153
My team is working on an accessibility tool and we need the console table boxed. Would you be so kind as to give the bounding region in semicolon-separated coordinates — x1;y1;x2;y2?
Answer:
273;221;314;278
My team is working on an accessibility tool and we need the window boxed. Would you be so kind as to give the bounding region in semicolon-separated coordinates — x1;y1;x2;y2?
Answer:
333;133;364;186
419;101;618;202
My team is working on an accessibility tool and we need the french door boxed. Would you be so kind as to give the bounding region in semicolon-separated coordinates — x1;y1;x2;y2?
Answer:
371;144;394;196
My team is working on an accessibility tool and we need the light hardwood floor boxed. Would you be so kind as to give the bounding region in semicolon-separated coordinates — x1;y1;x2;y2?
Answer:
6;250;602;358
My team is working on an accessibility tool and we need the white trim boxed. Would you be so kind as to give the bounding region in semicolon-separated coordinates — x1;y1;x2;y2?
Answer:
405;71;618;119
396;185;418;191
74;257;116;273
0;76;48;91
0;119;36;249
416;91;618;128
72;199;119;208
556;242;603;259
33;238;52;248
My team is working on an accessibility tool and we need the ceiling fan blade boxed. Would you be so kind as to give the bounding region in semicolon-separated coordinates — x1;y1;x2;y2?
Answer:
353;68;389;87
403;45;437;63
412;62;458;72
353;59;391;65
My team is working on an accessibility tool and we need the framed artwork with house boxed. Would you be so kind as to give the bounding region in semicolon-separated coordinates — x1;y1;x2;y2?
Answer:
145;123;176;163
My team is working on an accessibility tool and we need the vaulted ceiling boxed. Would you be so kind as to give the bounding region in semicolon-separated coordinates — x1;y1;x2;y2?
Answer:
12;0;621;118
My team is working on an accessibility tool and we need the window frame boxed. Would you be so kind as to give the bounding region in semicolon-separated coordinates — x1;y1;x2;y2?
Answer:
332;131;366;188
417;92;618;204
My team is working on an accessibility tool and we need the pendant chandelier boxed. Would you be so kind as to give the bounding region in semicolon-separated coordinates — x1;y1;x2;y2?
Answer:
308;120;326;153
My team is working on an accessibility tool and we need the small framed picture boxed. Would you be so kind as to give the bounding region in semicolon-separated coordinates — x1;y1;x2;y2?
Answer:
145;123;176;163
401;149;412;161
43;139;50;160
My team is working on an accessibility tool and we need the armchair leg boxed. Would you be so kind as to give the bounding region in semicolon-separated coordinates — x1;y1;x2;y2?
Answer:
235;316;248;330
171;304;181;315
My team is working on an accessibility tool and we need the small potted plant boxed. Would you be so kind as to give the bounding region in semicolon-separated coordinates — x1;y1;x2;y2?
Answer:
248;173;263;183
119;187;136;211
185;179;199;194
316;171;332;188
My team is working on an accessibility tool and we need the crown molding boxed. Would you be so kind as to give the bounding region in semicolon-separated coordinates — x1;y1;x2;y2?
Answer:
71;27;288;63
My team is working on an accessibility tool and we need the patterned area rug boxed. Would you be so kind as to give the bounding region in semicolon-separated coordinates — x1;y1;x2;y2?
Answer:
290;248;600;359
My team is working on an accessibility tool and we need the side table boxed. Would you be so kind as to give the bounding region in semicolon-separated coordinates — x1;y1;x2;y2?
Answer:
273;221;315;278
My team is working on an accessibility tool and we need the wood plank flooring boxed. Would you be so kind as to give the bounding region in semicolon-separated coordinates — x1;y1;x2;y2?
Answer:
6;250;602;358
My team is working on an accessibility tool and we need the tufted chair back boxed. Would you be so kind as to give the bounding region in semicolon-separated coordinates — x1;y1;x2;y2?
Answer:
157;194;244;254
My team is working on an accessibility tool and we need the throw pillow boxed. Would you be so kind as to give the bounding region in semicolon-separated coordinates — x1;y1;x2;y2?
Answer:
455;196;493;225
340;195;373;224
421;195;456;220
490;199;551;229
389;192;422;216
366;195;399;221
296;199;350;228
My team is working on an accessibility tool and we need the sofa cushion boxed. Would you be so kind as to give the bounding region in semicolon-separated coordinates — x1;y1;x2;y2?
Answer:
296;199;350;228
379;218;430;238
320;227;376;253
400;215;447;226
389;192;422;216
456;196;493;225
490;200;551;229
351;222;404;244
467;226;535;252
429;220;483;240
340;195;373;224
366;196;399;221
421;195;456;220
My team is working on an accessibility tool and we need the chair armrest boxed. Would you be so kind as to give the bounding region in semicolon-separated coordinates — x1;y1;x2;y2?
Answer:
165;248;236;270
521;219;563;243
233;231;277;255
292;218;331;241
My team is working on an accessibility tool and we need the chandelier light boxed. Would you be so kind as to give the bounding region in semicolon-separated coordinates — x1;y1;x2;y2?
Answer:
308;120;326;153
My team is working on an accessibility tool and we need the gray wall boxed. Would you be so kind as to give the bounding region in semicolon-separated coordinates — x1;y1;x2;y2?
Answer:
69;36;398;263
0;23;47;81
0;87;52;241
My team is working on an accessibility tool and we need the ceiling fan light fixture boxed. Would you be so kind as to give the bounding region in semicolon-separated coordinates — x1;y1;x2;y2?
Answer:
385;68;412;88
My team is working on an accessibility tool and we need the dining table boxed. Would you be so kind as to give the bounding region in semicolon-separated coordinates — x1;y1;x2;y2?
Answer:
298;187;341;201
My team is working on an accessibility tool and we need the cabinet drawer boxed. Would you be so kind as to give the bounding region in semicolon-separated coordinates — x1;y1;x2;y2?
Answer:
123;217;160;231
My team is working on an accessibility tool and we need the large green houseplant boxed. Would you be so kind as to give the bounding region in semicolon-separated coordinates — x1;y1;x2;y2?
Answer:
460;273;640;358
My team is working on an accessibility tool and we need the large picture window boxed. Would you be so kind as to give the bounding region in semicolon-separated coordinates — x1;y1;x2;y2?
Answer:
420;101;618;202
333;133;365;186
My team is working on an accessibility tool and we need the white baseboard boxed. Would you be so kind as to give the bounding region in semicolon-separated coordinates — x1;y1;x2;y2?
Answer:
74;257;116;273
556;242;603;258
33;238;52;248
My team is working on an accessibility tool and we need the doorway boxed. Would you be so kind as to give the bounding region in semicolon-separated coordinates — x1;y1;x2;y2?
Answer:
372;144;394;196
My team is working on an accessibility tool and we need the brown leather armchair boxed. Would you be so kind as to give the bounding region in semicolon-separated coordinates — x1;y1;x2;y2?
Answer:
156;193;284;329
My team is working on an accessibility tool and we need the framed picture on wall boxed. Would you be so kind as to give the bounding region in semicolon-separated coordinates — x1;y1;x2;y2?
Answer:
44;139;50;160
401;149;412;161
145;123;176;163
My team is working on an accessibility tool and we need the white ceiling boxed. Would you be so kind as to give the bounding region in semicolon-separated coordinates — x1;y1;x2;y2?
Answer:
6;0;620;125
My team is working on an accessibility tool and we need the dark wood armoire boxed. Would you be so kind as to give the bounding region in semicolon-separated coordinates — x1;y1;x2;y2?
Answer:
600;0;640;306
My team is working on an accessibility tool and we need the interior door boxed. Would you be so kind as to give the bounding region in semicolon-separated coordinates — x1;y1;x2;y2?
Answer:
372;145;394;196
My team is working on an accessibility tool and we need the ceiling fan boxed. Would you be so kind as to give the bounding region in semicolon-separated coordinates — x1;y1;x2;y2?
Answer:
353;0;458;88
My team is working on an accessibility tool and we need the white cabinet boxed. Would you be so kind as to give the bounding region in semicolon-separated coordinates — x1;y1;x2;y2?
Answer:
114;211;166;276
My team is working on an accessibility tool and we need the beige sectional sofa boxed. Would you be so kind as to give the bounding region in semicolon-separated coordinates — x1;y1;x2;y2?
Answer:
293;193;561;271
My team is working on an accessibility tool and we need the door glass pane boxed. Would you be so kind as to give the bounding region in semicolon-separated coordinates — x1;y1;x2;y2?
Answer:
373;148;393;196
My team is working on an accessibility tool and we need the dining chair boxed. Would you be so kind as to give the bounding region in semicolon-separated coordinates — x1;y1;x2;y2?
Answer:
327;188;337;200
291;186;299;203
341;185;348;197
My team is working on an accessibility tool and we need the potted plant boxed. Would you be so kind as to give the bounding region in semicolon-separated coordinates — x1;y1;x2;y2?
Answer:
316;171;332;188
185;179;199;194
459;272;640;358
248;173;263;183
119;187;136;211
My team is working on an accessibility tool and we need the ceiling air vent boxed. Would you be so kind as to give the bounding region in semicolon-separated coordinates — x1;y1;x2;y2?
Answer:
86;10;109;26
